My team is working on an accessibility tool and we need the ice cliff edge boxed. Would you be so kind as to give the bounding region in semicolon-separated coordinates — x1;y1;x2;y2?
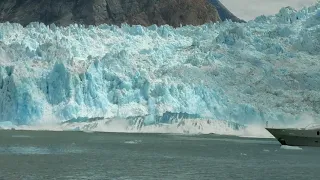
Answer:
0;3;320;127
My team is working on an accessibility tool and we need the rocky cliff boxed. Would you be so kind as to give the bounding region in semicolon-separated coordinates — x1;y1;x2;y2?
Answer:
0;0;224;27
208;0;245;22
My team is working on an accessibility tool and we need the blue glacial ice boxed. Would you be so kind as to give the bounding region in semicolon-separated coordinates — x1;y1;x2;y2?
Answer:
1;4;320;131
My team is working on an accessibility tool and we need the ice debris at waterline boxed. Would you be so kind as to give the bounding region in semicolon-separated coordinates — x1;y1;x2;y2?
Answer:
1;4;320;130
0;117;272;137
0;118;258;137
62;118;246;135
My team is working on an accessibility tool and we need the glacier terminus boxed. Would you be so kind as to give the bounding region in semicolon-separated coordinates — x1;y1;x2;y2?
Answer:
1;4;320;134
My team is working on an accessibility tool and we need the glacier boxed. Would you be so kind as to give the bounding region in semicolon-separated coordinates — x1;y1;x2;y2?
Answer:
1;4;320;134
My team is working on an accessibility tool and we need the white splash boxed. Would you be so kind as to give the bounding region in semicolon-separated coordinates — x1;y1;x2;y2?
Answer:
280;145;303;150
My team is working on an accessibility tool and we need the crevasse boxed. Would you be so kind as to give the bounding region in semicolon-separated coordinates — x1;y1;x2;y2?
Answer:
0;4;320;127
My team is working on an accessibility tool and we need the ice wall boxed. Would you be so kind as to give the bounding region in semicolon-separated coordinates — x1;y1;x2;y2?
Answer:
1;3;320;127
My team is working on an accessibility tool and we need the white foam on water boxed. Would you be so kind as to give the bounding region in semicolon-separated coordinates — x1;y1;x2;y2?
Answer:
11;135;32;138
0;146;51;155
124;140;142;144
280;145;303;150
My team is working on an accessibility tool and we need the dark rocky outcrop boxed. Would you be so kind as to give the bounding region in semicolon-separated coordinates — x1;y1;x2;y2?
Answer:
208;0;245;22
0;0;222;27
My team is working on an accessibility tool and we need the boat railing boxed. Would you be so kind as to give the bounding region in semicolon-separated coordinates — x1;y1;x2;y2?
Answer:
304;123;320;130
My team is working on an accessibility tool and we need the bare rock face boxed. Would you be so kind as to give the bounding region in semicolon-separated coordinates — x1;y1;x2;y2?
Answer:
0;0;221;27
208;0;245;22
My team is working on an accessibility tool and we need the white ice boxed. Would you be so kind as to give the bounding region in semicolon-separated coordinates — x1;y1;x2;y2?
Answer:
0;3;320;136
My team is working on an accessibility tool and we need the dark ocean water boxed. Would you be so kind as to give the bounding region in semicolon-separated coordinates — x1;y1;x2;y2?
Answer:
0;130;319;180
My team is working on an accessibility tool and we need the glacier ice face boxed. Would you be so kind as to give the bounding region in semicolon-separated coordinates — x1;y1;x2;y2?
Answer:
1;4;320;128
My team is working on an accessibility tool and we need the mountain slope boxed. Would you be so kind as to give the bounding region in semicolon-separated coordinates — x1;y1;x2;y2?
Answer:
208;0;245;22
0;0;220;27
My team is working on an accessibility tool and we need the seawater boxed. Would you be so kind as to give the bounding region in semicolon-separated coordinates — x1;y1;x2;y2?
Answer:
0;130;319;180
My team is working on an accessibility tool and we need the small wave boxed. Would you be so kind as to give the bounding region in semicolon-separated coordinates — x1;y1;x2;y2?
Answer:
0;145;84;155
124;140;142;144
0;146;51;155
11;135;32;138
